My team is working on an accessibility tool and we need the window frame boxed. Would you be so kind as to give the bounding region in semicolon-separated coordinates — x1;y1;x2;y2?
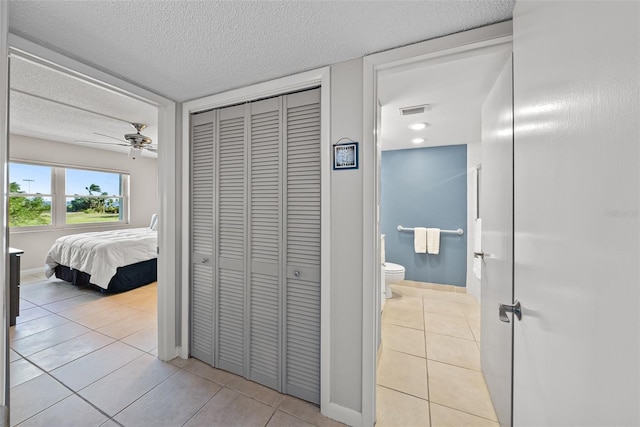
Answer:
9;160;130;231
8;162;53;228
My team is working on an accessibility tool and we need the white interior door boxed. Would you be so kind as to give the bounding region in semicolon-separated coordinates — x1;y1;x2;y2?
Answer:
480;54;513;427
512;2;639;425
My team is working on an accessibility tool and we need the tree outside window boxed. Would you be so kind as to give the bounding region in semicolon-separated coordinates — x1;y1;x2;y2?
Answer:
66;168;124;224
8;163;52;227
8;162;128;228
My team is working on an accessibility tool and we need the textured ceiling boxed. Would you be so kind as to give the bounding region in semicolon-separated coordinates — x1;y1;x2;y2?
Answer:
8;1;515;102
10;56;158;157
379;45;511;151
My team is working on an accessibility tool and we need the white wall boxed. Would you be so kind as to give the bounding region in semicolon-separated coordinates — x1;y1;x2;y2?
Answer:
9;134;158;270
466;142;481;303
330;58;364;413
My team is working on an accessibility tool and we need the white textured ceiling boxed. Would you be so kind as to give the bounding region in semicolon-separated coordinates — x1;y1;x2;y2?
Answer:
378;45;511;151
8;1;514;102
9;56;159;157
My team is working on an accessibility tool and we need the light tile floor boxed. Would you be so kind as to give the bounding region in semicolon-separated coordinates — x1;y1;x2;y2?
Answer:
12;272;341;427
376;281;498;427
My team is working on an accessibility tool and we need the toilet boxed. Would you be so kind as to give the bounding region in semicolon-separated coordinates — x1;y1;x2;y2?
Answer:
381;234;405;299
384;262;406;298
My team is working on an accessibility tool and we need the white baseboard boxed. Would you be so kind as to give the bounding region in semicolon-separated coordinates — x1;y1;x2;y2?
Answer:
178;346;189;359
322;402;362;427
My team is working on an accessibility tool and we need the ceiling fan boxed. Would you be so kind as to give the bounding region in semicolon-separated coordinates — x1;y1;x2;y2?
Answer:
75;123;157;159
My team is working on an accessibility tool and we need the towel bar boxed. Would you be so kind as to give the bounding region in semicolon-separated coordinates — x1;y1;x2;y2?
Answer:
397;225;464;235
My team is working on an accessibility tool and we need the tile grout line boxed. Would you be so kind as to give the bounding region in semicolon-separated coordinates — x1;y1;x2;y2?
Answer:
422;294;433;427
423;328;477;343
28;327;154;372
262;408;278;427
178;364;329;427
12;280;163;425
177;383;234;427
10;353;117;426
19;281;158;343
109;367;185;422
428;298;497;423
428;400;500;424
377;384;428;403
11;329;94;359
14;280;330;426
381;284;493;425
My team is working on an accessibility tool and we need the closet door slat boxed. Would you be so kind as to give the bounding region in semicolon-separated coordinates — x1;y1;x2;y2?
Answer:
248;98;281;388
216;105;246;375
190;111;215;363
284;88;321;404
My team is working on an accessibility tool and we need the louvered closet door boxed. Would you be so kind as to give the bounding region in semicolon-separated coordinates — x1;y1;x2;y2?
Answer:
190;88;321;405
248;97;282;389
283;89;321;404
190;111;215;363
216;104;246;376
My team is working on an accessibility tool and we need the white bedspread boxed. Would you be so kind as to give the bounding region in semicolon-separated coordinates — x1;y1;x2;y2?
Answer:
45;228;158;289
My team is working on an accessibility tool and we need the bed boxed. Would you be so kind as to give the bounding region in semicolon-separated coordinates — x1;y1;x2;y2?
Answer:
44;227;158;293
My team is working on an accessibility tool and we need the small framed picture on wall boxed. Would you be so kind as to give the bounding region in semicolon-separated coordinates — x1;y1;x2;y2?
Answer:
333;142;359;170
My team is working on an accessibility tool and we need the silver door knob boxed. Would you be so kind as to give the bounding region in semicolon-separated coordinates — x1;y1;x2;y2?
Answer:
294;270;300;277
499;300;522;322
473;251;484;259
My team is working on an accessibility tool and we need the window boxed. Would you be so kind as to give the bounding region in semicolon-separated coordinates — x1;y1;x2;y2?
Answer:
9;163;52;227
65;168;124;224
9;162;129;229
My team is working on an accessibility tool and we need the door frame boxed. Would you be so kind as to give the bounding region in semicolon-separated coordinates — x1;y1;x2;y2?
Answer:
4;34;179;361
360;21;513;425
0;1;9;416
180;67;334;415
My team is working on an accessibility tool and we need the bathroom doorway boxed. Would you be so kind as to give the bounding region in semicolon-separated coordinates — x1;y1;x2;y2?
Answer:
373;41;512;425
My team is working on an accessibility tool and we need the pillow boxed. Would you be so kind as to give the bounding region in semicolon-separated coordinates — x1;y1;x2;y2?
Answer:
149;213;158;230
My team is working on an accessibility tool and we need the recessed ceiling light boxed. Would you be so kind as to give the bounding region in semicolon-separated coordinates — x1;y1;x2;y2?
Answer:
408;122;428;130
412;138;425;144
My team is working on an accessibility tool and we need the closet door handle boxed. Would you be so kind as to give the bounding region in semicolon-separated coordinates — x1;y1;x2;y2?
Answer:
499;300;522;322
294;270;300;277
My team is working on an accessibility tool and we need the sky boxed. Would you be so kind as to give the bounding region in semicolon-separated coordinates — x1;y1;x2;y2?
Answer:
9;163;121;195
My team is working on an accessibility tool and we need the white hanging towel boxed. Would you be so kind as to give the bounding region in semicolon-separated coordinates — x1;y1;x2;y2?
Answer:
473;218;482;279
426;228;440;254
414;227;427;253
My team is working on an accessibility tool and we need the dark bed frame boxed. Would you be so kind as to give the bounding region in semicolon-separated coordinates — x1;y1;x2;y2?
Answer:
54;258;158;294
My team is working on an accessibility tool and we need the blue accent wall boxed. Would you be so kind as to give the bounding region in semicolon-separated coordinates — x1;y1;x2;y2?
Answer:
381;145;467;286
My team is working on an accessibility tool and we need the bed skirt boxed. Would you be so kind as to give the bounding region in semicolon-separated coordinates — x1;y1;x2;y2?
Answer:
54;258;157;293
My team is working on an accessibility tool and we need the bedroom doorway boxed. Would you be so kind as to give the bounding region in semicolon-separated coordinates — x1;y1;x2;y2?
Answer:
5;36;178;422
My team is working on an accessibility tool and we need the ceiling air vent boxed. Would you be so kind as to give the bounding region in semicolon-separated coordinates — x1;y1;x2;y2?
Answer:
398;104;431;116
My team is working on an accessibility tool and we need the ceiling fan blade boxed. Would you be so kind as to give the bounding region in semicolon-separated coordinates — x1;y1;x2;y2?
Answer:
76;140;130;147
94;132;127;143
143;146;158;153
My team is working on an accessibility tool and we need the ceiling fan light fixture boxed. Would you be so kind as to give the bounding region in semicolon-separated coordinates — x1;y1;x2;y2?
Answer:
131;123;147;132
124;133;153;145
129;147;143;160
86;123;155;156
